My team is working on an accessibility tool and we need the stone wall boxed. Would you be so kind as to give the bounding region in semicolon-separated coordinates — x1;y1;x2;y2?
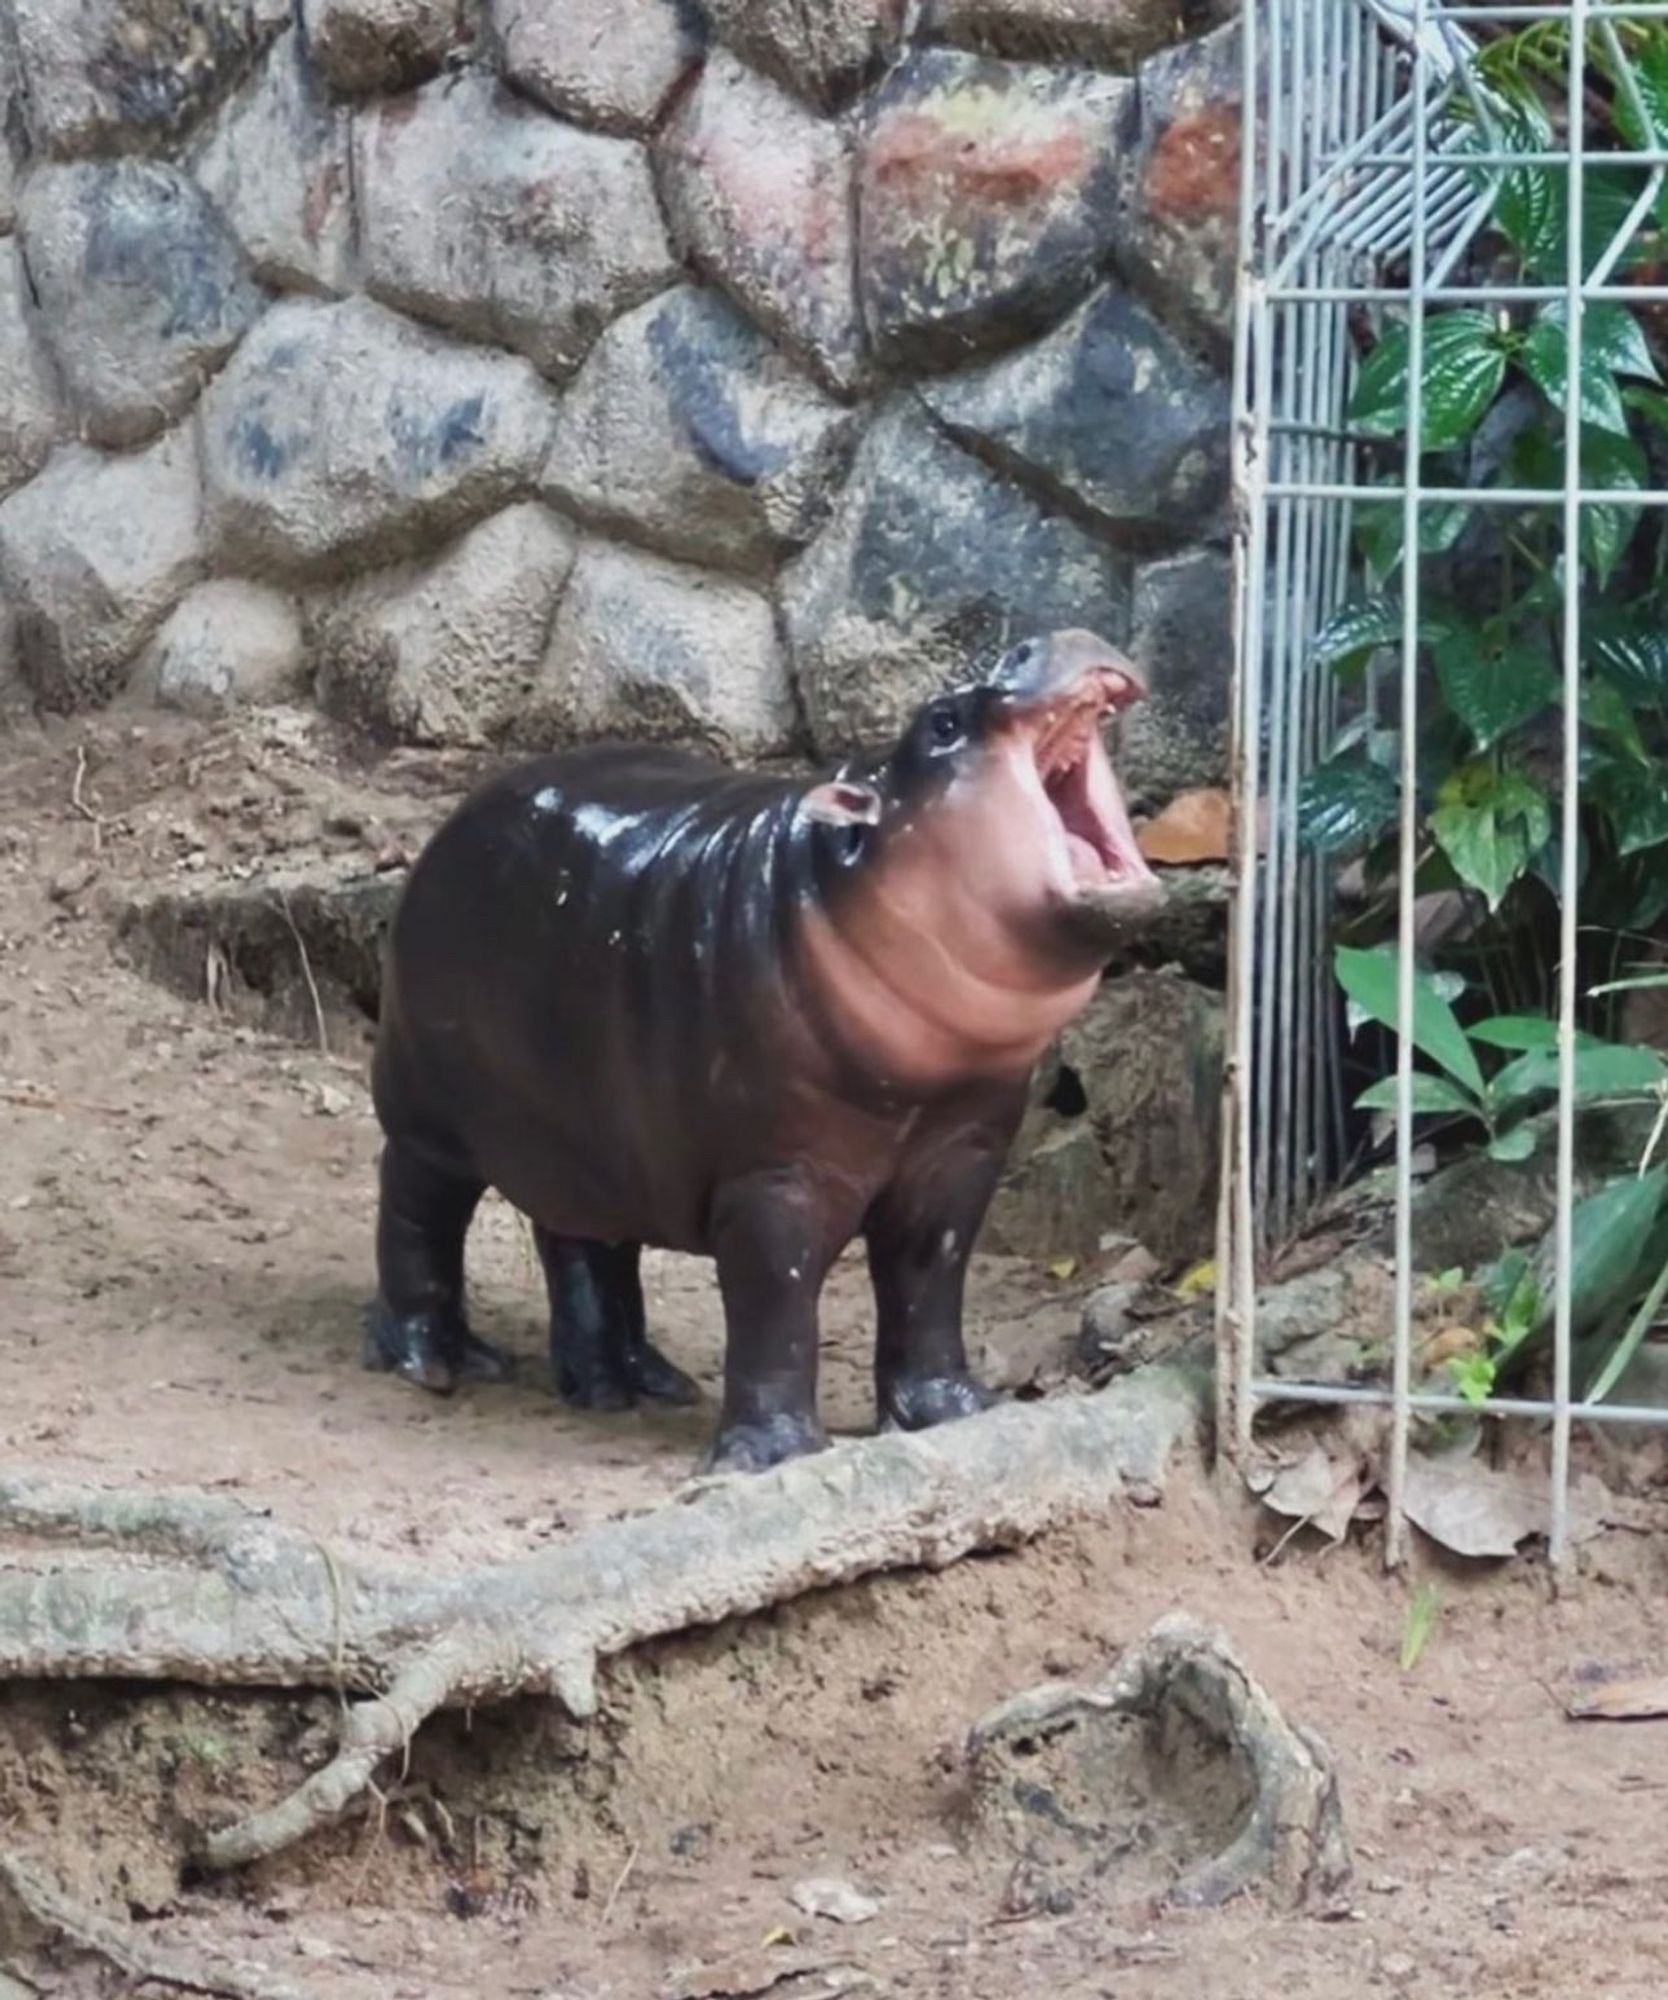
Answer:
0;0;1239;810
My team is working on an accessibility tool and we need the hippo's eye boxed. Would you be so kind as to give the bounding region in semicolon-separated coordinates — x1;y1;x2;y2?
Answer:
928;702;964;749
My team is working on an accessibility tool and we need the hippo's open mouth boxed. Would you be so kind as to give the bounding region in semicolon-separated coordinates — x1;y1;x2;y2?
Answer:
1008;667;1157;902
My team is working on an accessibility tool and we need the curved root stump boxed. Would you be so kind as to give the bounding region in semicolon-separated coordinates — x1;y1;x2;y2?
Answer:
0;1854;305;2000
1;1367;1202;1873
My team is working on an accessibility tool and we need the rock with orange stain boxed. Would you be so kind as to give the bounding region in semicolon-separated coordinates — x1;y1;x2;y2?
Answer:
1122;19;1241;348
856;47;1132;369
658;53;864;393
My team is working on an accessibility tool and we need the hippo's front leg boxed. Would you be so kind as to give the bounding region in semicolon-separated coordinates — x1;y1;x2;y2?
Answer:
703;1169;849;1475
865;1105;1021;1432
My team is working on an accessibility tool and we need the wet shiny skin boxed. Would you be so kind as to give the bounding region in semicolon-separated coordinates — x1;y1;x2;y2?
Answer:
365;630;1161;1473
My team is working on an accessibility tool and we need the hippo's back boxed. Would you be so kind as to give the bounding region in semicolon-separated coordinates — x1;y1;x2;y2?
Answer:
371;744;814;1247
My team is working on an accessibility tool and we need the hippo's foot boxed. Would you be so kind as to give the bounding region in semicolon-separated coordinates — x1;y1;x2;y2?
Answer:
556;1338;702;1412
879;1371;997;1433
699;1411;829;1476
361;1297;513;1395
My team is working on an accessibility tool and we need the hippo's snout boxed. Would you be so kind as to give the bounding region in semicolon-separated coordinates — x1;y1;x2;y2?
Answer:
990;629;1148;711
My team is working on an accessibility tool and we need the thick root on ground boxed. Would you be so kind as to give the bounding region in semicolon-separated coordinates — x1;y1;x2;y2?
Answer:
1;1369;1200;1875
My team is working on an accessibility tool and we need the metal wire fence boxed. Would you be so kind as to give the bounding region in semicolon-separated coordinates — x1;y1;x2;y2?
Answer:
1218;0;1668;1565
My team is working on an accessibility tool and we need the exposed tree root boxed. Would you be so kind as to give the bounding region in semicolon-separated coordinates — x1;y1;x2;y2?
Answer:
0;1854;305;2000
0;1370;1200;1875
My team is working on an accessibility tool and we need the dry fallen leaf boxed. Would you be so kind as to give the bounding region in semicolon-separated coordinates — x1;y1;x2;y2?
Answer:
1174;1258;1216;1299
1136;788;1233;865
1402;1454;1605;1560
1566;1676;1668;1721
1260;1442;1369;1544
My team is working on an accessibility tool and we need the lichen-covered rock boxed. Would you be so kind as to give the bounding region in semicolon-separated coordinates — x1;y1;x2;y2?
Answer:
857;49;1132;369
922;0;1180;68
314;502;577;744
198;295;558;577
491;0;704;137
357;71;677;383
780;403;1127;752
701;0;902;108
1123;547;1231;813
195;26;354;295
17;159;261;450
0;241;61;499
301;0;470;95
11;0;290;158
536;540;798;756
1121;20;1241;350
922;284;1227;541
0;431;205;710
0;140;15;235
659;54;863;394
131;580;306;713
544;287;859;576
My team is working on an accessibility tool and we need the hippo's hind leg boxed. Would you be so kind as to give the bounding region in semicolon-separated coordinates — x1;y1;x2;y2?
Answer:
864;1108;1018;1433
535;1233;701;1411
365;1140;511;1393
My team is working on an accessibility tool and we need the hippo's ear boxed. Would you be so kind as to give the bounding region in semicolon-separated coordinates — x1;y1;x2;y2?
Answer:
802;780;883;828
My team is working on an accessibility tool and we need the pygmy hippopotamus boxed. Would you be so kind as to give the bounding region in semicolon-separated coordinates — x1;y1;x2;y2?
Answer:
365;630;1163;1472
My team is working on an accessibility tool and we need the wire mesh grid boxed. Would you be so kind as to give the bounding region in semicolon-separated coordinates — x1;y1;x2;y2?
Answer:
1217;0;1668;1566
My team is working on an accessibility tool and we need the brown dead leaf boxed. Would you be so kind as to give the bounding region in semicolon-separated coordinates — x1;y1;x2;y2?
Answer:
1566;1677;1668;1721
1136;788;1232;865
1402;1453;1606;1560
1260;1442;1369;1544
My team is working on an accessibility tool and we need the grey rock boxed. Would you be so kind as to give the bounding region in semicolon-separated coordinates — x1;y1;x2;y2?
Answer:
544;286;859;576
11;0;290;158
535;540;798;757
922;285;1229;538
314;501;578;744
1122;547;1231;814
131;579;306;713
857;49;1133;369
0;596;28;723
18;159;261;450
1121;20;1242;351
659;53;863;394
780;402;1128;753
0;139;15;235
195;25;355;295
198;295;559;578
357;71;677;382
302;0;471;94
922;0;1180;68
0;240;61;499
492;0;704;137
0;431;205;710
983;1114;1119;1263
1056;968;1224;1265
701;0;903;108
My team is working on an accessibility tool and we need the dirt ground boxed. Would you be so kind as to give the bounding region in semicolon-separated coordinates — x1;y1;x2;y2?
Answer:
5;712;1668;2000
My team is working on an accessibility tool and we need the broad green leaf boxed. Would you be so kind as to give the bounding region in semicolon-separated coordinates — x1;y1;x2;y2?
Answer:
1354;501;1468;587
1349;312;1508;450
1622;384;1668;435
1296;751;1400;853
1488;1126;1539;1163
1311;597;1402;673
1605;30;1668;148
1577;428;1647;584
1588;751;1668;856
1468;1014;1604;1052
1562;1170;1668;1339
1587;1244;1668;1404
1489;1042;1668;1108
1518;302;1657;435
1354;1072;1485;1119
1432;624;1558;751
1586;616;1668;701
1581;674;1649;761
1430;760;1552;911
1335;943;1487;1097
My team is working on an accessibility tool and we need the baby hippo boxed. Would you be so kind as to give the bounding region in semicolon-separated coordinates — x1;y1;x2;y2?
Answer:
365;630;1162;1472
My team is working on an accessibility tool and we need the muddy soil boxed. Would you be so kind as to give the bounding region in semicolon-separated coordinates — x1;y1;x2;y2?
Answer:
4;712;1668;1999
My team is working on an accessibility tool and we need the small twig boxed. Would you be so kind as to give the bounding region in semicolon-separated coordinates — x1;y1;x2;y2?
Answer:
68;745;108;852
599;1840;641;1929
271;892;329;1057
1;1086;129;1119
